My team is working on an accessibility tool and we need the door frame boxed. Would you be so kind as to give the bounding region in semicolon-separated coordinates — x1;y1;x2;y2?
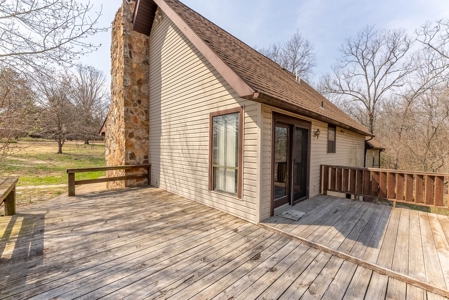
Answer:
271;112;312;216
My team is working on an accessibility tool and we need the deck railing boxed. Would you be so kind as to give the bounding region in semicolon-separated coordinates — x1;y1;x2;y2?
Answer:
320;165;449;208
67;164;151;196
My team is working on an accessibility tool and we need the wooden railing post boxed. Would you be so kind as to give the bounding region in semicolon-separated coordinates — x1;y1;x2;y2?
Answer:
4;187;16;216
68;173;75;197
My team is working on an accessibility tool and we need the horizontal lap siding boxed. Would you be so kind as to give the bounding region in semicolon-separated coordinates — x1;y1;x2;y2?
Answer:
366;150;374;168
260;105;365;220
260;106;273;220
149;16;260;223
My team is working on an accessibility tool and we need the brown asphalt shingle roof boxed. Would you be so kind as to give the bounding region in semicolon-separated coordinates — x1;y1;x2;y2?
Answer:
366;138;385;150
154;0;372;136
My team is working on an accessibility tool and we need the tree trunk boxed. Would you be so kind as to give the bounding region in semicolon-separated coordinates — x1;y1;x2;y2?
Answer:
57;139;63;154
84;139;90;145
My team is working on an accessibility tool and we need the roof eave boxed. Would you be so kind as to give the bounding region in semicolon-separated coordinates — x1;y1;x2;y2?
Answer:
133;0;158;36
366;143;386;151
245;92;374;137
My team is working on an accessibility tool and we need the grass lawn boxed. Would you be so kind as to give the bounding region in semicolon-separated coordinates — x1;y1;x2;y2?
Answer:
0;139;105;210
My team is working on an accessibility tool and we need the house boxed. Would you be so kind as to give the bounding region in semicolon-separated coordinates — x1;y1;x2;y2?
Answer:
365;138;385;168
105;0;373;224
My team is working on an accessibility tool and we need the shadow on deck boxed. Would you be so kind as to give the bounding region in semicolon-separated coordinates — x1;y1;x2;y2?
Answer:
0;188;448;299
261;194;449;292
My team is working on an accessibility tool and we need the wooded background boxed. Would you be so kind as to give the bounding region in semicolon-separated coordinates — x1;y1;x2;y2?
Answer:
260;21;449;173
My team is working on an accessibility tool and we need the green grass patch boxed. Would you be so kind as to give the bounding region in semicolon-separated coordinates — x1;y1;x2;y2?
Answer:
0;141;106;187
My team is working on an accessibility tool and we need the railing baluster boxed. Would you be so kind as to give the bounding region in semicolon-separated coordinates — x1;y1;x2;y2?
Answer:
396;173;405;201
330;168;336;191
323;165;329;195
336;168;343;192
343;169;349;192
435;176;444;207
379;172;387;199
405;174;414;202
371;171;379;197
387;172;396;200
356;170;364;195
425;175;435;205
363;170;371;196
415;175;424;203
349;169;356;194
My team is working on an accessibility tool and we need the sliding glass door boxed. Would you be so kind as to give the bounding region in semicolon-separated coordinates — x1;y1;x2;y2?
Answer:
273;114;310;211
274;124;290;207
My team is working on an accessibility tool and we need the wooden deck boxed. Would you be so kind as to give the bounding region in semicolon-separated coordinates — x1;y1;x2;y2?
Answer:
0;188;448;299
262;195;449;299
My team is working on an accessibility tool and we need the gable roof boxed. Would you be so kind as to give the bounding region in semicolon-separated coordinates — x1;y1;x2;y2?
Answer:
133;0;373;136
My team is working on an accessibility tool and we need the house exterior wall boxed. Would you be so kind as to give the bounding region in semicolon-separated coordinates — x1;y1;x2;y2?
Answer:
366;149;381;168
260;105;366;220
106;1;150;188
148;12;261;223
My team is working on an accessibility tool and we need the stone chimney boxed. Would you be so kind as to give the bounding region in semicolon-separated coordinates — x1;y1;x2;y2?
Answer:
105;0;150;188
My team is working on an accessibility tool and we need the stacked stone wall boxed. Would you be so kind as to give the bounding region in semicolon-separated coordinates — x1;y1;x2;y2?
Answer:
105;1;150;189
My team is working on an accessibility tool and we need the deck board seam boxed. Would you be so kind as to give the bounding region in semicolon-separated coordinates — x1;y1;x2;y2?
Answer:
258;221;449;298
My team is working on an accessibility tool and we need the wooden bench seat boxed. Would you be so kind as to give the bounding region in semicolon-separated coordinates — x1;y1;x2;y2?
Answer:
0;177;18;216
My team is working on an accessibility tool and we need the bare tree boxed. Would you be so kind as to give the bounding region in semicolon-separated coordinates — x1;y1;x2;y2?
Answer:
0;68;36;157
320;26;413;134
0;0;106;75
0;0;107;157
258;43;284;66
72;65;108;144
35;73;77;154
258;30;316;81
377;47;449;171
417;19;449;60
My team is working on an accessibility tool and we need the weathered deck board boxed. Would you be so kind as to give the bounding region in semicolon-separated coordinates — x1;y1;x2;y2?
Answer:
342;266;372;300
1;188;449;299
255;247;322;300
5;215;241;299
263;195;449;294
419;212;447;289
278;251;332;300
321;260;358;300
230;243;310;300
428;214;449;288
408;210;427;282
392;208;410;275
1;205;223;292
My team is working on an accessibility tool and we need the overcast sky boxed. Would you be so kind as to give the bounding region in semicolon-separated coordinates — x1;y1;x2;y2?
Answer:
80;0;449;87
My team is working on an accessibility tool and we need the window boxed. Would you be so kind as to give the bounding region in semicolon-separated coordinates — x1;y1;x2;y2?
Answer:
209;108;243;197
327;124;336;153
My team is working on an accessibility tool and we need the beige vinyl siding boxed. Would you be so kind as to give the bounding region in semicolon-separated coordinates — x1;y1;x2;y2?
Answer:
366;149;380;168
149;14;261;223
366;150;374;168
260;105;366;220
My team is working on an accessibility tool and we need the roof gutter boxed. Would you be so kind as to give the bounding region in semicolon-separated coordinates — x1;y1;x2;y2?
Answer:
246;92;374;137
